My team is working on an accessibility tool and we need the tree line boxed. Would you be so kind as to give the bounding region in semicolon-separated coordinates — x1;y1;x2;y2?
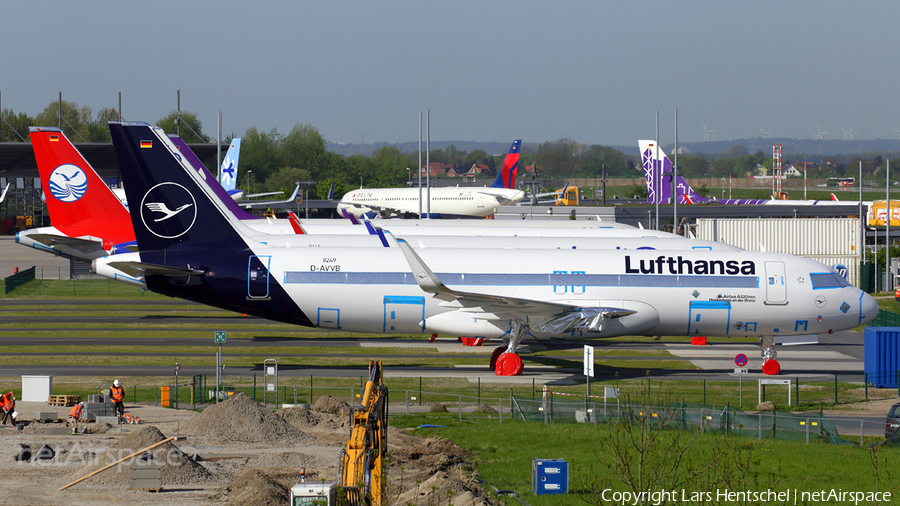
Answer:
3;100;900;199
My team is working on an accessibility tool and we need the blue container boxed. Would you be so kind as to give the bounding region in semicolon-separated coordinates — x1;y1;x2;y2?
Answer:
864;327;900;388
532;458;568;495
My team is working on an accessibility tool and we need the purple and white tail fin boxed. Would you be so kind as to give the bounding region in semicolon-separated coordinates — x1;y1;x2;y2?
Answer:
638;140;708;204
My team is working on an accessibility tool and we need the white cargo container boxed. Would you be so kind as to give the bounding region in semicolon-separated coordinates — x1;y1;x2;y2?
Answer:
696;218;861;287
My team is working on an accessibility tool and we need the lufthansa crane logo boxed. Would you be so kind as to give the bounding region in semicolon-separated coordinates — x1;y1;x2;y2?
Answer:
48;164;88;202
140;182;197;239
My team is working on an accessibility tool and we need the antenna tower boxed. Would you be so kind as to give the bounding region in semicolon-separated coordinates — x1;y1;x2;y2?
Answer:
772;144;783;197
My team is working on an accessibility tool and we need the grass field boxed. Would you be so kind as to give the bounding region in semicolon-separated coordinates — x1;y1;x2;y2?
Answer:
392;414;900;506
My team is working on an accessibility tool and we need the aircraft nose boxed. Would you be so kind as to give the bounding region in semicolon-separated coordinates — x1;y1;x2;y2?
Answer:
860;291;879;325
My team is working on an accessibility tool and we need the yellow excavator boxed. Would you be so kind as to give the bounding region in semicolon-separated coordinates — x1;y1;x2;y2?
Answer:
339;360;388;505
289;361;388;506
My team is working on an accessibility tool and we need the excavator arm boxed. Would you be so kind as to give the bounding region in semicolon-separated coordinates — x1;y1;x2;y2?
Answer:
338;361;387;506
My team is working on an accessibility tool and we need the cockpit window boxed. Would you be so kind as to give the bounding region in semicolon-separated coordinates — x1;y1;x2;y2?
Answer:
810;272;850;289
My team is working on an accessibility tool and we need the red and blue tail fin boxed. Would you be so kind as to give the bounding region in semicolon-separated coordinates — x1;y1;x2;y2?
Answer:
490;140;521;189
29;127;135;249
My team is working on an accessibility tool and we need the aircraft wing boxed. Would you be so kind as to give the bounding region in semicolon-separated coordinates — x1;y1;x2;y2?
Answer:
25;233;108;258
239;184;300;209
395;238;635;334
104;260;204;278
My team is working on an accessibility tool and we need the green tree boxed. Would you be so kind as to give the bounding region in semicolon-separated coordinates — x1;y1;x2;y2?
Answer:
34;100;93;141
0;108;32;142
462;149;488;171
370;146;410;187
240;127;283;187
536;138;578;176
579;145;633;177
280;124;330;182
724;144;748;158
678;155;708;177
155;110;208;143
266;166;312;196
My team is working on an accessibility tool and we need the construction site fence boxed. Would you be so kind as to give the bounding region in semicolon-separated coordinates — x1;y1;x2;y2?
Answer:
103;372;900;413
120;378;900;448
3;266;34;294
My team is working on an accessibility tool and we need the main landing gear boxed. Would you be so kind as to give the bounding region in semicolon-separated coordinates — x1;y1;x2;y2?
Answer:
759;336;780;375
489;320;528;376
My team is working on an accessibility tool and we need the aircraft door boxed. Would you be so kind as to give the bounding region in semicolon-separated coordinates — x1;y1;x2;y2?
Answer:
687;301;731;336
765;261;787;304
477;195;485;208
383;296;425;333
248;255;271;299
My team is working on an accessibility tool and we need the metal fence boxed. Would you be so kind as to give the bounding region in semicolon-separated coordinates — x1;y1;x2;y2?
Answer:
3;266;34;294
86;374;898;447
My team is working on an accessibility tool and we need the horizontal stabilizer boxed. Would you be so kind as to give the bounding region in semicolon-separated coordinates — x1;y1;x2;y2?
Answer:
106;261;204;278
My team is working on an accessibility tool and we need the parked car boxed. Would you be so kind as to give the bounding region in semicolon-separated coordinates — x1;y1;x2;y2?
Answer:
886;403;900;438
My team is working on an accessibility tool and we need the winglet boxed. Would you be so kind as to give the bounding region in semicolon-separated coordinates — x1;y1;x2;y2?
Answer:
327;182;335;200
395;238;452;295
831;192;839;201
0;183;9;203
286;211;307;234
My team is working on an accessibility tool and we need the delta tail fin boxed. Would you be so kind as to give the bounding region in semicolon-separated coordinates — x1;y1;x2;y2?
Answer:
638;140;709;205
489;139;521;189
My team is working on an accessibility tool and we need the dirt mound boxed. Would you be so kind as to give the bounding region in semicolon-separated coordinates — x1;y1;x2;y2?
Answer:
429;404;449;412
476;404;497;413
278;407;346;435
313;395;350;415
389;432;468;479
181;392;317;444
216;468;287;506
67;425;211;488
392;470;490;506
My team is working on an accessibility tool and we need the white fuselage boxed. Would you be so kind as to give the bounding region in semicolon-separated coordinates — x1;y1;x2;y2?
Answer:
337;187;526;218
97;244;875;340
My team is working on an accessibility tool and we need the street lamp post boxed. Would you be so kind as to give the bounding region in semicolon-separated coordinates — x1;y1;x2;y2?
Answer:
246;170;251;194
407;168;411;187
721;173;725;200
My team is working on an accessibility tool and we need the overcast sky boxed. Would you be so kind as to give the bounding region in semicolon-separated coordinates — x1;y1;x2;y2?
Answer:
1;1;896;148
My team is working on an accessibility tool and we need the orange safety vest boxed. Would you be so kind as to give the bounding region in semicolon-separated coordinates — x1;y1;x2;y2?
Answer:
69;404;83;419
0;393;12;411
110;385;124;402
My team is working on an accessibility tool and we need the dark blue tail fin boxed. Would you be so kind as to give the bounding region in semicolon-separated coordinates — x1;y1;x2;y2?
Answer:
109;121;250;252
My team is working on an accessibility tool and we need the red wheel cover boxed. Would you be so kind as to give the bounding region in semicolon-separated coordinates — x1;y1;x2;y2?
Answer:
495;353;524;376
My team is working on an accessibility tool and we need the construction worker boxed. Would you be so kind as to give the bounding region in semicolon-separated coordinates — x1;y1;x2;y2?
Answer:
68;402;85;431
0;392;15;426
110;379;125;423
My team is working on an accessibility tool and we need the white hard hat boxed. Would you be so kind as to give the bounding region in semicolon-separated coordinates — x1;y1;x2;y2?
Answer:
113;380;120;387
